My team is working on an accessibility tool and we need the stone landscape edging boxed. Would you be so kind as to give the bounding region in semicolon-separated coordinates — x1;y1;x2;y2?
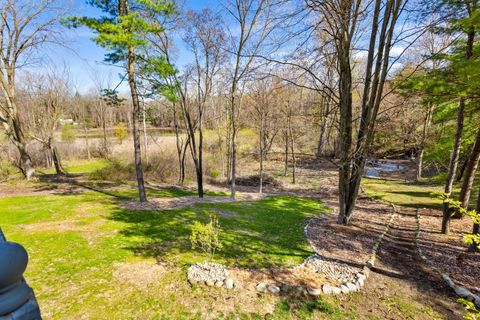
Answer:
293;204;398;296
414;209;480;309
187;199;399;297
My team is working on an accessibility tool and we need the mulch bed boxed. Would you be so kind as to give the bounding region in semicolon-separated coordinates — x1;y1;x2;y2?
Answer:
307;198;394;268
417;208;480;296
121;193;266;211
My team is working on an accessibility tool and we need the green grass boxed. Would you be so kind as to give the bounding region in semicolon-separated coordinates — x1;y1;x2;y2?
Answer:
362;177;479;210
111;195;326;267
362;178;445;209
39;158;109;175
0;186;333;319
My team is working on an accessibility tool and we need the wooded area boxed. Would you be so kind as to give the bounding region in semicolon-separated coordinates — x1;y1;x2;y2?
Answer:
0;0;479;319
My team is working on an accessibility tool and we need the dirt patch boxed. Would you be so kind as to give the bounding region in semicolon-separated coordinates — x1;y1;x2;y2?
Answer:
121;193;266;211
214;209;239;218
417;208;479;296
19;219;105;245
113;261;167;289
230;265;337;290
306;198;392;267
232;174;282;187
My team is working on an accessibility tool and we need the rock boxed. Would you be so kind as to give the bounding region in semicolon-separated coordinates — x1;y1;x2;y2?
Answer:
442;274;454;287
453;285;470;298
340;285;350;294
362;266;370;277
268;285;280;294
356;273;366;280
332;287;341;294
346;282;357;292
474;297;480;309
256;283;267;293
307;287;322;296
215;281;224;287
224;278;234;289
356;278;364;288
303;255;360;283
187;262;229;286
322;284;333;294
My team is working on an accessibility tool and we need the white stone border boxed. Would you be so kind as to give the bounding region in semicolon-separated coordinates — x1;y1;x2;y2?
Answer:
414;209;480;308
289;204;397;296
361;204;397;279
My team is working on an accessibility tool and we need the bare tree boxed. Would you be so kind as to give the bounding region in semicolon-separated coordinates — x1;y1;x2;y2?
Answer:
307;0;414;224
180;8;226;198
25;69;71;175
250;78;278;193
224;0;274;199
0;0;62;179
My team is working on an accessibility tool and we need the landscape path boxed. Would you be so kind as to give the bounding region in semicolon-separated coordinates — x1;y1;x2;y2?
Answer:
355;205;463;319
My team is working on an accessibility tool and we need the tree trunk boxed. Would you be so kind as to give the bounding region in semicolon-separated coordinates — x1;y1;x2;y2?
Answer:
316;96;328;159
17;141;35;179
467;184;480;252
102;113;108;154
317;119;327;159
337;45;354;225
197;119;204;198
416;103;434;181
288;113;296;184
259;113;264;194
454;128;480;217
226;108;232;181
142;101;148;164
11;115;35;180
128;46;147;203
180;137;189;185
456;155;469;183
441;99;466;234
284;130;289;176
84;124;91;160
229;93;238;200
442;27;475;231
172;103;184;184
49;143;63;175
230;118;237;200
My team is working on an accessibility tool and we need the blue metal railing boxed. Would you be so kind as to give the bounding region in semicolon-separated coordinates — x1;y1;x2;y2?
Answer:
0;227;42;319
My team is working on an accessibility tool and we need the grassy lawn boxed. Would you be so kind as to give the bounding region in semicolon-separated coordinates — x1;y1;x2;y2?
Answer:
362;177;479;210
0;187;352;319
39;158;110;175
362;178;445;209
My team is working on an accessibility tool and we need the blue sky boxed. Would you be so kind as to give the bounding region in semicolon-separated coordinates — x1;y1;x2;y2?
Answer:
39;0;218;94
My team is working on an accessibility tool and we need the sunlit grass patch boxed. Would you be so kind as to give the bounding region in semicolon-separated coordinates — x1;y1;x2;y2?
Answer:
0;189;330;319
39;158;109;175
111;195;328;268
362;177;478;210
362;178;446;209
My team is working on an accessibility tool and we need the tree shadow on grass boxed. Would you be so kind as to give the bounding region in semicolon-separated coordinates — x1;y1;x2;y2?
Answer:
367;190;442;210
108;196;327;268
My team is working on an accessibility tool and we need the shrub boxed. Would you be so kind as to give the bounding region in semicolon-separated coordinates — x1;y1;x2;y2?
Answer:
89;152;183;183
61;124;76;143
89;159;128;181
458;298;479;320
0;160;20;181
190;213;222;261
209;168;221;179
114;123;128;144
443;196;480;250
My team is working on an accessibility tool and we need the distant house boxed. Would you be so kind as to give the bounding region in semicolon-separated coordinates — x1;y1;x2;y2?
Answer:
59;118;79;126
